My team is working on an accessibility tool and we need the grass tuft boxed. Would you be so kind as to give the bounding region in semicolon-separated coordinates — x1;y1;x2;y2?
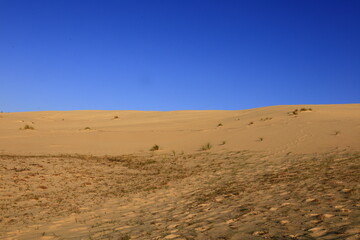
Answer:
200;142;212;151
150;144;160;151
23;124;35;130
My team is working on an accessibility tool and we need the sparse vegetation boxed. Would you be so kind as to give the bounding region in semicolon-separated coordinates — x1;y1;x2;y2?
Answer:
150;144;160;151
217;123;223;127
0;150;359;239
113;116;119;119
289;108;312;116
21;124;35;130
200;142;212;151
290;109;299;115
248;121;254;125
84;127;91;130
260;117;272;121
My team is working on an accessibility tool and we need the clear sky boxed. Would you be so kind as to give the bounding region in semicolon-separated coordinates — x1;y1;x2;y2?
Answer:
1;0;359;112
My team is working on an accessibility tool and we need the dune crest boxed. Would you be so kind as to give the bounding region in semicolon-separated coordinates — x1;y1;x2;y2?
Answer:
0;104;359;155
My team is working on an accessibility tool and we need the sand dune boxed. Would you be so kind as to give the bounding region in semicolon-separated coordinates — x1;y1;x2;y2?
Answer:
0;104;359;155
0;104;359;240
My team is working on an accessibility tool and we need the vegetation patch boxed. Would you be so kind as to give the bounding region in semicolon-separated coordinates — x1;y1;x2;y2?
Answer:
150;144;160;151
199;143;212;151
21;124;35;130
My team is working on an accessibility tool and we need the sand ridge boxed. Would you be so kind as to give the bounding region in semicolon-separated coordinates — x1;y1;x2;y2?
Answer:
0;104;359;155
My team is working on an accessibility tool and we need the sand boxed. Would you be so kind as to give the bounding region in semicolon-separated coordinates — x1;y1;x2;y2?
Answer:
0;104;359;239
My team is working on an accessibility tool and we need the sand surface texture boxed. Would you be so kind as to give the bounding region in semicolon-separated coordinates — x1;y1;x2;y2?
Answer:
0;104;359;239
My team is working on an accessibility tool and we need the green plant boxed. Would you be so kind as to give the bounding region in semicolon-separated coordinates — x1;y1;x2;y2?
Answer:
200;142;212;151
150;144;159;151
23;124;34;130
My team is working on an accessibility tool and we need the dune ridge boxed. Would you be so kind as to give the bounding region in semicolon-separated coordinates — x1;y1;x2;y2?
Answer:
0;104;359;155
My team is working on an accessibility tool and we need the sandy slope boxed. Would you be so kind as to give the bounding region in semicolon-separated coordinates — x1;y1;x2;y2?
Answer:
0;104;359;240
0;104;359;155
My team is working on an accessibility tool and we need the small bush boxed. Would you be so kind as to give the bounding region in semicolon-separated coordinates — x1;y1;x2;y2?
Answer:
113;116;119;119
257;137;264;142
248;121;254;125
220;141;226;145
260;117;272;121
150;144;159;151
84;127;91;130
23;124;34;130
200;142;212;151
289;108;312;115
217;123;223;127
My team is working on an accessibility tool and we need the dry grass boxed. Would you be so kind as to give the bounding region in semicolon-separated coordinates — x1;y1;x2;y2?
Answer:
199;142;212;151
0;151;359;239
150;144;160;151
0;153;194;226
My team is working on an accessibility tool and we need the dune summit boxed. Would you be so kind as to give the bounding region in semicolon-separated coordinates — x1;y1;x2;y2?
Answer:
0;104;359;155
0;104;359;240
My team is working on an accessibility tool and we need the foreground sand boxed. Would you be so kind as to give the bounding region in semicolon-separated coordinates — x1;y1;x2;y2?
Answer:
0;104;359;239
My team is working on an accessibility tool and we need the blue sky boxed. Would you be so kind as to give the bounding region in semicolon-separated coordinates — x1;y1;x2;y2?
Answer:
1;0;359;112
